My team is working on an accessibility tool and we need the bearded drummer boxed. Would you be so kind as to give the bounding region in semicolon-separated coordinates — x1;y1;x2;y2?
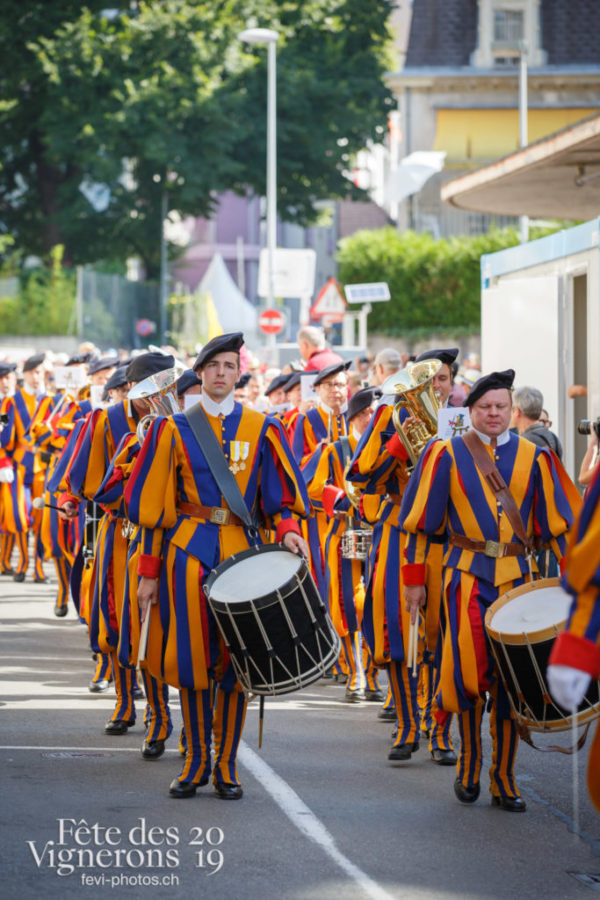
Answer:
125;333;309;800
401;369;580;811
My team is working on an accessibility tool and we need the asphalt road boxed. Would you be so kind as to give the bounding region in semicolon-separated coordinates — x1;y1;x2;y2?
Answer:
1;574;599;900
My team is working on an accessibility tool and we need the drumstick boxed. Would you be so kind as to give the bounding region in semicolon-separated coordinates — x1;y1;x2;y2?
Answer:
137;606;151;669
32;497;64;512
572;708;580;839
411;619;419;676
258;696;265;749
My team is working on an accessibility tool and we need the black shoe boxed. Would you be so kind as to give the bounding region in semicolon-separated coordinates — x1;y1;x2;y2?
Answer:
491;795;527;812
34;577;49;584
141;739;165;760
388;741;419;761
344;688;366;703
430;748;457;766
53;604;68;617
378;707;397;721
104;717;135;735
168;776;208;799
0;567;14;576
364;689;385;702
214;782;243;800
321;668;334;680
421;727;430;739
13;572;25;582
89;679;111;693
133;686;145;700
454;779;480;804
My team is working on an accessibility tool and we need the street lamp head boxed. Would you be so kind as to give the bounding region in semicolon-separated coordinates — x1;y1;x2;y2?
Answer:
238;27;279;44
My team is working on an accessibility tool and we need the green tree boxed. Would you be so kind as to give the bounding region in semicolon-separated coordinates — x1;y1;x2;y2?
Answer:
337;225;561;336
0;1;394;277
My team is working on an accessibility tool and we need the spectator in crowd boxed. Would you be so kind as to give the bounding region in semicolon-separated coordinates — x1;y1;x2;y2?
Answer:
297;326;344;372
370;348;403;389
511;386;563;461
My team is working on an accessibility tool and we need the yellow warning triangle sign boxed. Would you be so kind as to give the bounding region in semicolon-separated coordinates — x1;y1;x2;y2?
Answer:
310;278;347;319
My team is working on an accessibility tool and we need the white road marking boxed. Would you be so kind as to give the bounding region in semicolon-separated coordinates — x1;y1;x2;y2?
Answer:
239;742;396;900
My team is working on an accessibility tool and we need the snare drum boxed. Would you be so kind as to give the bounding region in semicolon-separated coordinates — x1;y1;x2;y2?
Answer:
485;578;600;732
340;528;372;560
205;544;340;696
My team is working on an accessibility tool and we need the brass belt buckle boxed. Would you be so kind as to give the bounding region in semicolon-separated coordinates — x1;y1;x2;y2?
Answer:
484;540;503;558
210;507;230;525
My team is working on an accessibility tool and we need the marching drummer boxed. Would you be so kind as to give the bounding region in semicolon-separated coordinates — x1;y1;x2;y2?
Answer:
400;369;580;811
126;333;310;800
303;386;383;702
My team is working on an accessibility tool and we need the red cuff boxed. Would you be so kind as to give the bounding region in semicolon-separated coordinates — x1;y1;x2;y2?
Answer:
402;562;426;585
549;631;600;677
559;555;567;575
58;492;79;508
322;485;345;518
386;433;409;461
0;457;11;470
138;554;162;579
276;518;302;543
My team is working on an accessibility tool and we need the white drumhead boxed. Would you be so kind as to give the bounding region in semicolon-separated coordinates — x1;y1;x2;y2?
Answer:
209;550;302;604
489;584;571;635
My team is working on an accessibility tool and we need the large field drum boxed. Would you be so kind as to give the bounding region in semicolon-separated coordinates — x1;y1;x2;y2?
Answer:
485;578;600;733
205;544;340;696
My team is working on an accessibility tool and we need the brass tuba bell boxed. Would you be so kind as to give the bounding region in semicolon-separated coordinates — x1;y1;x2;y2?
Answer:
128;364;185;444
381;359;442;468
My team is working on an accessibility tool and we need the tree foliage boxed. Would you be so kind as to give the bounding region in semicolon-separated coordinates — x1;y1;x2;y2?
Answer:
0;1;394;277
336;225;562;336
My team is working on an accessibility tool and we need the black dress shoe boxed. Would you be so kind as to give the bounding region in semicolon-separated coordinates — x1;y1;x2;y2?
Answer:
378;707;397;721
89;679;111;693
168;776;208;799
34;577;49;584
431;748;457;766
388;741;419;761
54;604;68;617
141;739;165;760
133;685;145;700
0;567;14;576
454;779;480;804
344;688;366;703
13;572;25;582
104;717;135;735
214;782;243;800
491;795;527;812
364;689;385;702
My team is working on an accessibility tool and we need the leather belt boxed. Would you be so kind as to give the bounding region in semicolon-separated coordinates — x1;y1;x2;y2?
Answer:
387;493;403;505
177;500;243;527
450;532;525;558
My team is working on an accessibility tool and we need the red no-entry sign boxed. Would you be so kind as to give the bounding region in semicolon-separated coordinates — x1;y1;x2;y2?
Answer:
258;308;285;335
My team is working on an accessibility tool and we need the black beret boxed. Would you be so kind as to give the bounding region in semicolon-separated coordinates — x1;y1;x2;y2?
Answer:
66;352;96;366
176;369;202;396
264;373;293;396
103;367;129;395
348;387;382;421
414;348;459;366
312;360;352;386
23;352;45;372
89;355;119;375
193;333;244;370
0;362;16;377
235;372;252;390
465;369;515;407
125;352;176;384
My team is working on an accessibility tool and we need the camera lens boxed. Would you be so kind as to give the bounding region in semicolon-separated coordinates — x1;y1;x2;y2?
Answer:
578;419;592;435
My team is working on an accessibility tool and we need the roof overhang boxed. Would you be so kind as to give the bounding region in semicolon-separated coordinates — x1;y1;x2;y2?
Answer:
441;114;600;218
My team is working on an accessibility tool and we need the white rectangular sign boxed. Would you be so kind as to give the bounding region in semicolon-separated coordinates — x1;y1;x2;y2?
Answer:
258;248;316;298
344;282;390;304
437;407;471;439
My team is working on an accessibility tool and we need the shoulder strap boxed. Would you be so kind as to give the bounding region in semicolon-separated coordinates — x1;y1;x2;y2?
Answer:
184;403;257;533
462;430;533;552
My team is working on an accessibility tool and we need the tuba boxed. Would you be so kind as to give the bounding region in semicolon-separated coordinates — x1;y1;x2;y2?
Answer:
381;359;442;468
128;364;185;444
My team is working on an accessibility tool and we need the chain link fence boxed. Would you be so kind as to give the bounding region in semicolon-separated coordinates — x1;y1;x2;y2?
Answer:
75;267;161;350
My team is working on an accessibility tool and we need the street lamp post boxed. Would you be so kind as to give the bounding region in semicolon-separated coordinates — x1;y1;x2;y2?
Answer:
238;27;279;351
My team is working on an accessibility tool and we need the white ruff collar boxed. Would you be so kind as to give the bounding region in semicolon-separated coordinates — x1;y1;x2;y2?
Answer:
201;390;235;417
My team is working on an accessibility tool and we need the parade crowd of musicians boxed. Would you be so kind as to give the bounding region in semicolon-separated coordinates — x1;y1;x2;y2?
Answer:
0;323;598;808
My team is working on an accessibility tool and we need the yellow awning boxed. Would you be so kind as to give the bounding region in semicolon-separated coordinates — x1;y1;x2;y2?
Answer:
434;108;598;162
